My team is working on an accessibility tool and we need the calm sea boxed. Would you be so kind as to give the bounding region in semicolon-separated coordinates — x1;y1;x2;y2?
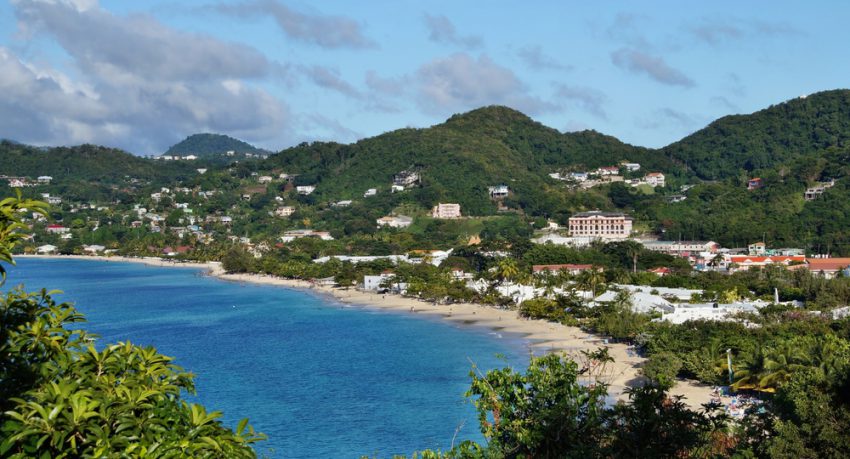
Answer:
5;258;529;458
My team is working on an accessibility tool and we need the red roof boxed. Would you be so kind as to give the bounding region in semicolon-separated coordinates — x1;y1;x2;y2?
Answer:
532;264;595;272
47;224;65;229
730;256;805;264
805;258;850;271
648;267;670;274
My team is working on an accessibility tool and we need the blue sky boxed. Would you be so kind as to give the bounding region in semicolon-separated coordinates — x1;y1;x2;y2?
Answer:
0;0;847;154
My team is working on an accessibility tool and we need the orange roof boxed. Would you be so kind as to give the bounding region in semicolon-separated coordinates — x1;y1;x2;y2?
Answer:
730;256;805;264
805;258;850;271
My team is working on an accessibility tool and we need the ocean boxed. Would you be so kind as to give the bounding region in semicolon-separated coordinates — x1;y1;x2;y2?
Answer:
5;258;529;458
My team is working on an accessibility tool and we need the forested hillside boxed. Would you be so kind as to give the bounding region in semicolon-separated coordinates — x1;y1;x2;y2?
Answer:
263;106;679;217
164;133;267;157
664;89;850;179
0;141;194;183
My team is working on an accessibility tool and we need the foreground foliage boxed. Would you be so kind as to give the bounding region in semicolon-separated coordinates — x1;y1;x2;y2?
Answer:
0;194;264;457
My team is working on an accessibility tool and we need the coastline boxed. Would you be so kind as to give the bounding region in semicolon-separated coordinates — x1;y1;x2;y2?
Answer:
17;254;715;406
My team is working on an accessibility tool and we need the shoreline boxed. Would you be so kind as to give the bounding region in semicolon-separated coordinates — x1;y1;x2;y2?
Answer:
17;254;716;406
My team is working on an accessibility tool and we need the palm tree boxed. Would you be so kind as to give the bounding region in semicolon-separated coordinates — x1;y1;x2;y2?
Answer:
760;341;810;389
731;344;768;392
577;267;605;298
495;257;520;285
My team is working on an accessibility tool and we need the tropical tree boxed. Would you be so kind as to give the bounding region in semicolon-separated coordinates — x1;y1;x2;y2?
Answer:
494;257;520;285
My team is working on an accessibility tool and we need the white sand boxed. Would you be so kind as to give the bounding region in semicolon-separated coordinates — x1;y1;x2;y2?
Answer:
18;254;715;407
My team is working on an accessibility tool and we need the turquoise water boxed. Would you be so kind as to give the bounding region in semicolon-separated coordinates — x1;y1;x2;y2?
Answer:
6;258;529;458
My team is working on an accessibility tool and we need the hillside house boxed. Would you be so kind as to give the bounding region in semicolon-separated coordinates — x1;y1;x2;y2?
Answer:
258;176;273;184
488;185;509;198
391;185;405;193
364;188;377;197
333;200;352;207
393;171;420;187
804;180;835;200
377;215;413;228
431;203;461;219
46;224;69;234
644;172;665;187
280;229;334;242
37;176;53;184
622;163;641;172
747;178;763;190
728;255;805;272
596;166;619;176
274;206;295;217
296;186;315;195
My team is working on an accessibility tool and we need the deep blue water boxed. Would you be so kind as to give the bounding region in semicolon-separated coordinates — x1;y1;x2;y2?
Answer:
5;258;529;458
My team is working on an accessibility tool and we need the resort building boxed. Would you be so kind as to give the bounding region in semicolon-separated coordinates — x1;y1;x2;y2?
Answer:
793;258;850;279
568;211;633;239
431;203;461;219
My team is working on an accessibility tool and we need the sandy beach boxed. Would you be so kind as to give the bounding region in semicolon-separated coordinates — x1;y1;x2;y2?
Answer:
18;254;716;407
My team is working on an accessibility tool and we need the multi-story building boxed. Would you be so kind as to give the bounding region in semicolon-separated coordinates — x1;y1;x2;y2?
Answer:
431;203;461;219
568;211;632;239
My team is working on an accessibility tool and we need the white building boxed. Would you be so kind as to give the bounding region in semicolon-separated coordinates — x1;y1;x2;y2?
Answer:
37;176;53;184
431;203;461;219
364;188;377;197
391;185;405;193
622;163;641;172
377;215;413;228
274;206;295;217
333;200;353;207
296;186;315;195
37;244;57;254
488;185;509;198
258;176;273;184
644;172;666;187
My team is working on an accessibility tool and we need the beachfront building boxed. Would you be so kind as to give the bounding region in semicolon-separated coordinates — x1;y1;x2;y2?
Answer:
37;244;57;254
432;203;461;219
568;211;633;239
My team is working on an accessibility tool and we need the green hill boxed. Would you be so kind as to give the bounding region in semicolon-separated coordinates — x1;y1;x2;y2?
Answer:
0;140;194;182
164;133;267;158
262;106;677;218
664;89;850;180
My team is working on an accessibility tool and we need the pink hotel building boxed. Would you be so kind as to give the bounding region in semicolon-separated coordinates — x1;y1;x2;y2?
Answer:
568;211;633;239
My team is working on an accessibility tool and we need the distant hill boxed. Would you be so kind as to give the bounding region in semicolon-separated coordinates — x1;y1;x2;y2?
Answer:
664;89;850;180
0;140;195;183
262;106;677;217
164;133;267;158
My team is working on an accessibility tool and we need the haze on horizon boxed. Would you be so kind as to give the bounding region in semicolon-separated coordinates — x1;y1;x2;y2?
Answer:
0;0;846;155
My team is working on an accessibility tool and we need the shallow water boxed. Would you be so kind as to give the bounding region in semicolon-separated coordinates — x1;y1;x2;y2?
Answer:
6;258;529;458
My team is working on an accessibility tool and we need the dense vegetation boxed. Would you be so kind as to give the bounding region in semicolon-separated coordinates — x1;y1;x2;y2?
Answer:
0;195;264;457
164;133;267;158
664;89;850;179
